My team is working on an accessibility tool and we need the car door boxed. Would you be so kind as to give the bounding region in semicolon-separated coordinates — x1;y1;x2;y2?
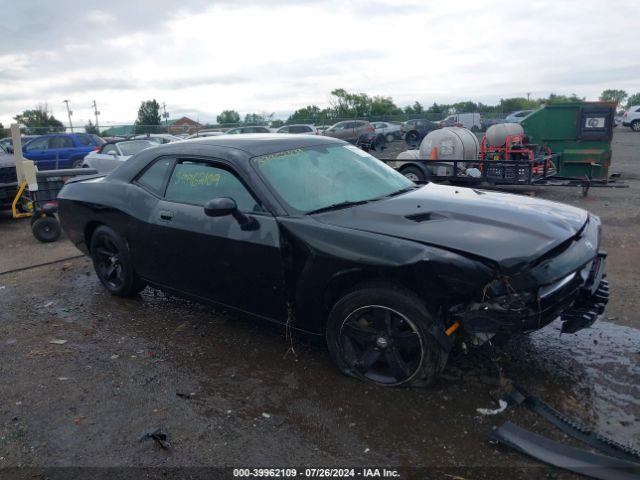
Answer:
139;157;287;320
47;135;76;168
22;136;54;169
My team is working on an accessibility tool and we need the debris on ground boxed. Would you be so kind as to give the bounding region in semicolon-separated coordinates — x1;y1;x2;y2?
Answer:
477;399;508;416
48;339;68;345
138;427;171;449
176;392;195;400
62;263;73;271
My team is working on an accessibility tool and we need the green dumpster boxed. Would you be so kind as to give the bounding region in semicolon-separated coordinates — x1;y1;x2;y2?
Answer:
521;102;615;179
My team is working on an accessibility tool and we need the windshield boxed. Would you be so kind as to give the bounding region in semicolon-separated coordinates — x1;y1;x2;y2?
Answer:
119;140;154;156
253;144;414;213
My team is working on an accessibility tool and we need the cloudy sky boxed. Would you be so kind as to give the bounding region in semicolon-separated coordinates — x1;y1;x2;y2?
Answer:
1;0;638;127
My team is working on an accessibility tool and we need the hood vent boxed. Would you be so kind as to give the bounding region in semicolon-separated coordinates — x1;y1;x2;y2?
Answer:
405;212;448;223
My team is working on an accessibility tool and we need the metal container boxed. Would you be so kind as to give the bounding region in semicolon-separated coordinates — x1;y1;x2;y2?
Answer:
485;123;524;147
419;127;479;161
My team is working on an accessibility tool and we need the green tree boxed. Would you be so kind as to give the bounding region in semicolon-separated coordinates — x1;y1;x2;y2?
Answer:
270;119;284;128
287;105;329;124
14;104;64;134
217;110;240;124
544;93;584;104
404;101;424;115
599;89;627;105
500;97;537;112
369;95;403;118
625;93;640;108
451;101;479;113
135;99;161;133
84;120;99;134
426;102;447;114
243;112;273;125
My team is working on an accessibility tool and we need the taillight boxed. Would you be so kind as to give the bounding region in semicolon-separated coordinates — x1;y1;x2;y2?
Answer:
368;125;375;132
92;146;100;151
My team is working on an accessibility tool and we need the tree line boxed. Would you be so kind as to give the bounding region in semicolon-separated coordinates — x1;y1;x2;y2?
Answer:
6;89;640;134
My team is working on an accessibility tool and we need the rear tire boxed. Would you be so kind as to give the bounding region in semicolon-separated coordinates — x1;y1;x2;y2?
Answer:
631;120;640;132
31;216;61;243
385;133;395;143
72;158;83;168
326;283;448;387
400;165;425;182
90;225;146;296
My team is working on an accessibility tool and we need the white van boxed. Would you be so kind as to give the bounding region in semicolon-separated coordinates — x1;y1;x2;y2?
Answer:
440;113;481;131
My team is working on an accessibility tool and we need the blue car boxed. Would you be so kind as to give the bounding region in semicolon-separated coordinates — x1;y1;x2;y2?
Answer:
22;133;105;170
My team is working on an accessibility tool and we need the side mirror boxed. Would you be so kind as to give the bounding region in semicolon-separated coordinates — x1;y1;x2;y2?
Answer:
204;197;259;230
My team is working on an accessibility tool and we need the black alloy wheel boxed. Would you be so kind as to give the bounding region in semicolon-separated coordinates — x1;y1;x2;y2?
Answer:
327;284;448;387
339;305;423;385
31;215;61;243
93;234;125;291
90;225;146;296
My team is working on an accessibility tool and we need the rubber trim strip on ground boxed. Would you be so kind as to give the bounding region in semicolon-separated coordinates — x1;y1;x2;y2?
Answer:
0;255;85;276
488;422;640;480
505;384;640;463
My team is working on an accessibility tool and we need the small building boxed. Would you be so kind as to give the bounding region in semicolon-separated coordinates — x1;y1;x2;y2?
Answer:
168;116;202;135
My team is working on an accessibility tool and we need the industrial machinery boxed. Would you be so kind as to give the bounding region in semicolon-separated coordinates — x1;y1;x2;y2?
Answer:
382;102;623;196
522;102;615;179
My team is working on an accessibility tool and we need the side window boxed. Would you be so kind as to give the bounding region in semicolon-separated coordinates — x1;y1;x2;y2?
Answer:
50;136;73;148
25;137;49;151
635;107;640;113
165;161;262;212
137;157;173;195
76;134;93;146
102;144;118;155
279;126;289;133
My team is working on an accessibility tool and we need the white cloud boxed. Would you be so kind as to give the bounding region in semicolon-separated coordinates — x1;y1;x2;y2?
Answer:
1;0;639;126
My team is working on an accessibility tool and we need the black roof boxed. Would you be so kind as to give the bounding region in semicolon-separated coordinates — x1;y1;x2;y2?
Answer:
173;133;340;156
109;133;344;182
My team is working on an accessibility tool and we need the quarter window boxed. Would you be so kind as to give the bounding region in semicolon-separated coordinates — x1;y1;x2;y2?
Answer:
165;162;262;212
76;134;93;146
102;144;118;155
137;157;173;195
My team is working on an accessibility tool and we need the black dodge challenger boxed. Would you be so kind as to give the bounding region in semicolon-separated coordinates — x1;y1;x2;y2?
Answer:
58;134;609;387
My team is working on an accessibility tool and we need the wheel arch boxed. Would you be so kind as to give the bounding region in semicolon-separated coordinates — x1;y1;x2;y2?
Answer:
84;220;105;252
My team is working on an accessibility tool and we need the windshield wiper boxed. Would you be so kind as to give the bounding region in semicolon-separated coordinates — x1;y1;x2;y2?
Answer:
381;185;420;198
306;200;369;215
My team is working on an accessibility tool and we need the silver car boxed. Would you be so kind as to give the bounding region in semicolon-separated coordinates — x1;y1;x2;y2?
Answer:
82;140;155;173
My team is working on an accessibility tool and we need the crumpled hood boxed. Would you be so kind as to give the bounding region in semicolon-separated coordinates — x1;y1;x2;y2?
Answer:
313;183;589;270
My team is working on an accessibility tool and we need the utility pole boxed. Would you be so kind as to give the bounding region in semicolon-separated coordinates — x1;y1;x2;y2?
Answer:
527;92;531;102
63;100;74;133
162;102;169;128
91;100;100;132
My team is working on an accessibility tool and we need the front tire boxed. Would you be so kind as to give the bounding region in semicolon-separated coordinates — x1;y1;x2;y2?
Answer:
90;225;146;296
385;133;395;143
631;120;640;132
326;284;448;387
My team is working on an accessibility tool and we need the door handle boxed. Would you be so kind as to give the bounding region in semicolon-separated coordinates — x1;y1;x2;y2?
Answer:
159;210;173;221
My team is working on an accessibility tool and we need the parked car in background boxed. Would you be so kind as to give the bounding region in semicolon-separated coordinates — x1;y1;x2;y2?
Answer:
0;143;18;210
82;140;156;174
315;125;331;133
58;134;609;387
275;124;318;135
225;126;271;134
505;110;534;123
622;105;640;131
401;119;440;148
21;133;103;169
186;130;225;139
322;120;385;151
0;135;37;150
132;134;183;144
438;113;481;131
481;116;504;131
371;122;402;142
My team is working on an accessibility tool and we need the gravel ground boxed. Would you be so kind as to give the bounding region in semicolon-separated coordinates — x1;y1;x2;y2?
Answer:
0;129;639;479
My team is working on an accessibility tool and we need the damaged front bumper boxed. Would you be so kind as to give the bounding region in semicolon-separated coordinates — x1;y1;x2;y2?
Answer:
454;252;609;336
